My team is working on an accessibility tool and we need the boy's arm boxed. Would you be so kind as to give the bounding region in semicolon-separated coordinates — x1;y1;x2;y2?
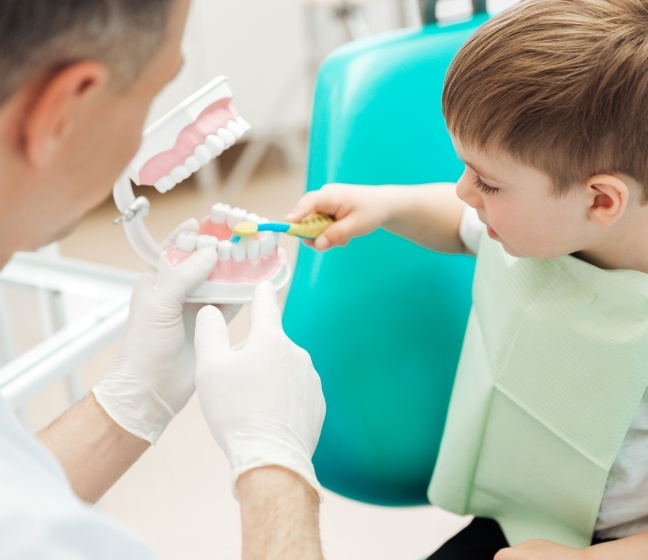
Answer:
286;183;468;254
494;530;648;560
382;183;467;254
587;530;648;559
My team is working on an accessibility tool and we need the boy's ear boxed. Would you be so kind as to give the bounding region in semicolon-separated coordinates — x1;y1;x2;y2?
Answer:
22;61;109;167
586;174;629;227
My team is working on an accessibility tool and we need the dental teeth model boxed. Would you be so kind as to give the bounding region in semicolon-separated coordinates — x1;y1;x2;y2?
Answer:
113;76;291;303
158;203;290;303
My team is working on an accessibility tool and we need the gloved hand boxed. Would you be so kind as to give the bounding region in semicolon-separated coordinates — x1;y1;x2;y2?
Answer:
194;281;326;500
93;221;239;444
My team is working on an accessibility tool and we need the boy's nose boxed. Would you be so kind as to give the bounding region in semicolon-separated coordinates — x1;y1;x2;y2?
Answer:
456;173;483;210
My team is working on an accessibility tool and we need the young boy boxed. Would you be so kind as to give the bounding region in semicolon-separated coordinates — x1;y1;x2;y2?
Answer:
287;0;648;558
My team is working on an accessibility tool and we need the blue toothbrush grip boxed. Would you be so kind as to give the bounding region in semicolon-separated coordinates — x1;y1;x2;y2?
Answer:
257;222;291;233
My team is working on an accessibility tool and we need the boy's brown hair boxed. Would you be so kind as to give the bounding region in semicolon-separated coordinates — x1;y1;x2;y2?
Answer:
442;0;648;201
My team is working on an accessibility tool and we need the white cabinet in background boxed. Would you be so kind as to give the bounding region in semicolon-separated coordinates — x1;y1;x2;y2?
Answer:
148;0;311;135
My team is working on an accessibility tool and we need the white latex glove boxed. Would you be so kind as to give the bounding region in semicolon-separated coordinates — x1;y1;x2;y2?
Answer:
94;220;240;444
194;281;326;500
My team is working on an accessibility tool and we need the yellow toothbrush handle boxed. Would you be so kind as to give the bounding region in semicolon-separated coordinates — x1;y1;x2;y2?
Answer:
286;213;335;239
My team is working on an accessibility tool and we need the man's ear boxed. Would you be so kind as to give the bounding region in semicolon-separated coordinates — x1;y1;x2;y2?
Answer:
22;61;109;167
586;174;629;227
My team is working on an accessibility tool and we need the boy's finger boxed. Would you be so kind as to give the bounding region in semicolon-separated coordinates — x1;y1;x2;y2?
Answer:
313;221;354;249
313;235;332;251
285;190;338;221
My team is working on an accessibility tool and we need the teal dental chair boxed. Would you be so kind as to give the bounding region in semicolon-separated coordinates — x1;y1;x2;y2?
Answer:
283;1;487;506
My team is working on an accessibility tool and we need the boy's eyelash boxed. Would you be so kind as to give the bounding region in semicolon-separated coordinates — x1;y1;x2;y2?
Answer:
473;175;499;195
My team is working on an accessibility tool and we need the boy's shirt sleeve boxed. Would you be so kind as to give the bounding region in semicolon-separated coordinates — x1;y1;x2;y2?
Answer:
459;205;485;255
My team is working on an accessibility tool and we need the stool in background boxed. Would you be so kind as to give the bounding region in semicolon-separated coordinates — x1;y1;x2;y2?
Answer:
222;0;410;193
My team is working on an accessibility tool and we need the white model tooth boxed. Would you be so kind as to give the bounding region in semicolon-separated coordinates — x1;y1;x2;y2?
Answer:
259;234;272;257
226;207;247;229
246;239;260;261
154;176;175;193
227;120;244;138
176;231;197;253
231;242;246;263
217;240;232;260
269;234;278;250
171;165;191;183
237;117;251;133
245;213;261;223
185;156;201;173
217;128;236;148
196;234;219;250
210;202;230;224
205;134;225;157
194;145;212;165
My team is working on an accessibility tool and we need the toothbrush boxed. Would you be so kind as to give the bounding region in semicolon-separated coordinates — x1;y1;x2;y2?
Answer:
231;213;335;243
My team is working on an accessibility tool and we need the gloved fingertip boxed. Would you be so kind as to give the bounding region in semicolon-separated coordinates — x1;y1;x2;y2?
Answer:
254;281;278;306
196;303;221;323
161;218;200;249
162;247;218;297
250;281;281;328
255;279;275;293
195;305;230;355
194;246;218;267
134;274;156;292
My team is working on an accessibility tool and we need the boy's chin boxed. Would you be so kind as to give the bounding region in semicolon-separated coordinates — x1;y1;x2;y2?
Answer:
499;242;525;258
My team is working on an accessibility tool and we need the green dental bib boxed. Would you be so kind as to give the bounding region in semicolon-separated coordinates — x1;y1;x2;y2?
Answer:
428;236;648;547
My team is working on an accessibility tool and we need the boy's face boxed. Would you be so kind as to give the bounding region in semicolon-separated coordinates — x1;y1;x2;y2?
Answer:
452;136;595;259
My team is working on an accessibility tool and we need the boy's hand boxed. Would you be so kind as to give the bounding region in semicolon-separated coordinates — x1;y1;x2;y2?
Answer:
494;540;587;560
285;183;395;251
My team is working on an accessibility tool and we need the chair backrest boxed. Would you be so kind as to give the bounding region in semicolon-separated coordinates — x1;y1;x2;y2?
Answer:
283;12;488;506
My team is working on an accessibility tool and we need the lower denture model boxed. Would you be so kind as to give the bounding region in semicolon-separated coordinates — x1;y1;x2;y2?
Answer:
113;76;290;303
159;203;289;303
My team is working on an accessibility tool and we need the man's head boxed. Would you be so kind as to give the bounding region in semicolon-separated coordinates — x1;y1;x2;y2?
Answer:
443;0;648;201
0;1;175;105
0;0;189;265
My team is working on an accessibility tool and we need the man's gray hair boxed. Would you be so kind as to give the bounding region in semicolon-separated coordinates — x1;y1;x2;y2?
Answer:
0;0;175;104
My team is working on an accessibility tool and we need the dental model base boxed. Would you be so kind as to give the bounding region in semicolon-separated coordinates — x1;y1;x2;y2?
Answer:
230;213;335;243
113;76;291;303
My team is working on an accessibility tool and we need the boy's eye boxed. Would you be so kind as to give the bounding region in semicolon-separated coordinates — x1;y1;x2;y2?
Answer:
474;175;499;195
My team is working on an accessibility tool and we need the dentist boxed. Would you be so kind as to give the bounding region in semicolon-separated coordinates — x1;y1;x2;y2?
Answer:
0;1;325;559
